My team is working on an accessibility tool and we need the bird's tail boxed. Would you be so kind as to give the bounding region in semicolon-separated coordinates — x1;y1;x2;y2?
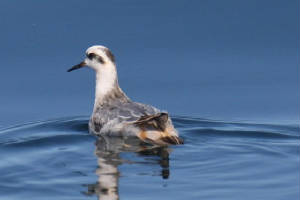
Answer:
133;113;184;145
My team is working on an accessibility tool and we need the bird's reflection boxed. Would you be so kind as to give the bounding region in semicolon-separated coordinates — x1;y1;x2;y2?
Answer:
83;136;171;199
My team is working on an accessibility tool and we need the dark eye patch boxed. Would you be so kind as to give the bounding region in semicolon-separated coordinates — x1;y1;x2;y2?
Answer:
87;53;96;60
87;53;104;64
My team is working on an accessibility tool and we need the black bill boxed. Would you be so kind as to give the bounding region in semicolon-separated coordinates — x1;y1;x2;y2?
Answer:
67;61;86;72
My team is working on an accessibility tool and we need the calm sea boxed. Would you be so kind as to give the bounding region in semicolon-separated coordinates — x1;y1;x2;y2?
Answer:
0;1;299;199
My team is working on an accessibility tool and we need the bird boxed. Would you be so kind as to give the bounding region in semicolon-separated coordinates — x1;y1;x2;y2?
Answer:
67;45;183;145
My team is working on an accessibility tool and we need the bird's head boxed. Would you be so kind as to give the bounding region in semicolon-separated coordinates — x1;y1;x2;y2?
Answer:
68;45;115;72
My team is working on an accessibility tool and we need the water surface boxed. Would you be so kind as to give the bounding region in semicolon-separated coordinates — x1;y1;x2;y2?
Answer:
1;116;299;199
0;0;299;126
0;1;299;199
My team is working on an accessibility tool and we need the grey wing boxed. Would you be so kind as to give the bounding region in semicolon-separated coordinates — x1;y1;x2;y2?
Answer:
90;101;161;133
116;102;161;122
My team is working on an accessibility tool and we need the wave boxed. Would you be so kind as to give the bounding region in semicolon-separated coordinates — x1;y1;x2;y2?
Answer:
0;116;299;146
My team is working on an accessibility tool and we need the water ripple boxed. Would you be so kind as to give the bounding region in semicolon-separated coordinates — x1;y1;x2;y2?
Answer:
0;116;299;200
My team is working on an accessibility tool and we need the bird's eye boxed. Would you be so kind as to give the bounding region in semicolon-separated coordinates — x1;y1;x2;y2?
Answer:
87;53;96;60
86;53;104;64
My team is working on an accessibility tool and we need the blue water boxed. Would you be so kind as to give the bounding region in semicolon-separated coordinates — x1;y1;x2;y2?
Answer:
0;0;299;126
0;0;299;199
0;117;299;199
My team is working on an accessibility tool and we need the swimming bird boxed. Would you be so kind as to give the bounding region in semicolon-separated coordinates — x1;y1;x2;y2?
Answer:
68;45;183;145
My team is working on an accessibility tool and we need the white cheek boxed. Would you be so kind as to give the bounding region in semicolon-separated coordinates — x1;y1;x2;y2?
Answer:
85;58;101;71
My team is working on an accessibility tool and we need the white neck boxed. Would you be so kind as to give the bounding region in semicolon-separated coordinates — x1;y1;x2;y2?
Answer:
94;62;118;107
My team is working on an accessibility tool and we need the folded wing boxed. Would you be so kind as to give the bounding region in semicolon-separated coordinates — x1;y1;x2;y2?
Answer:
133;113;184;145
